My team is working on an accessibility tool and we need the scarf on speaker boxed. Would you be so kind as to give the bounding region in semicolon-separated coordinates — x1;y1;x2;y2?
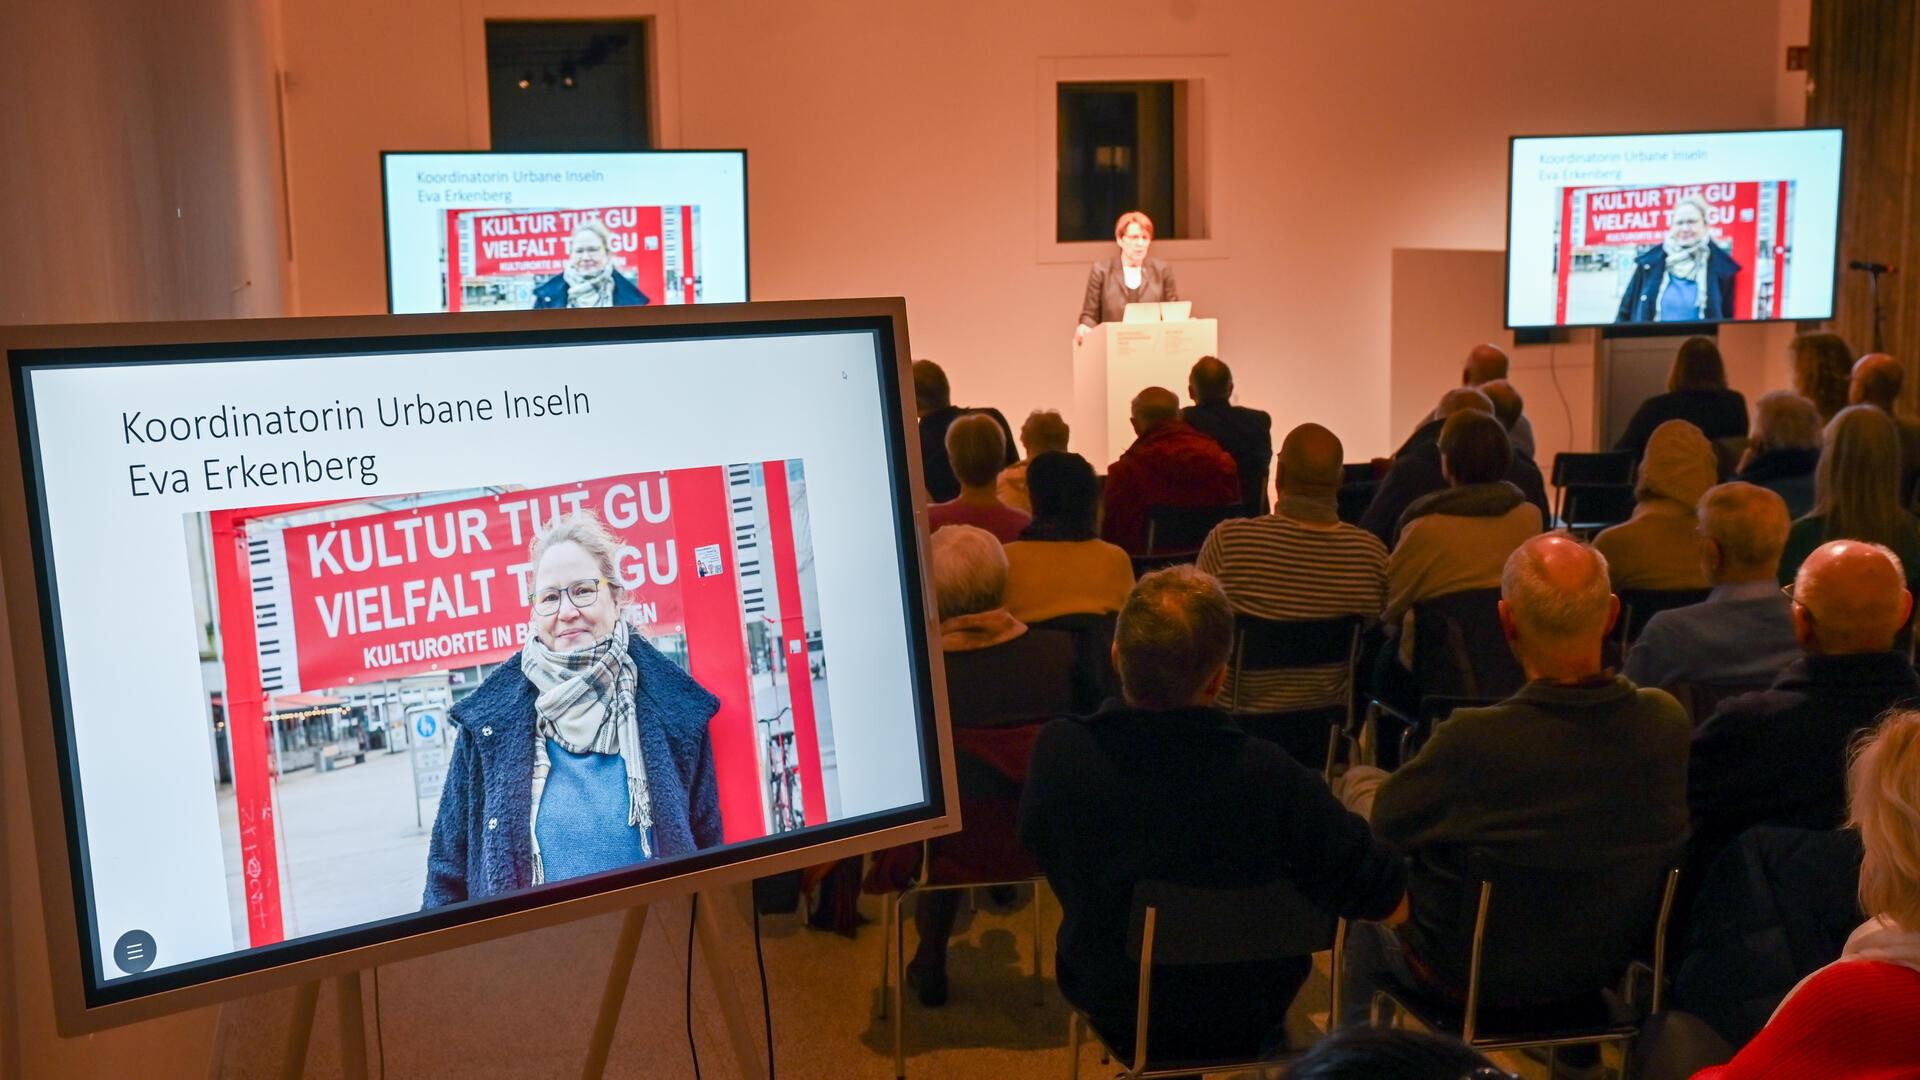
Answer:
563;262;615;308
521;618;652;883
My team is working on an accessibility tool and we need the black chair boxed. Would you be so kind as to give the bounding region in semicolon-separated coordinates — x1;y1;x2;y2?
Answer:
1396;694;1503;764
1224;613;1367;778
1369;589;1524;768
1130;551;1198;577
1143;503;1241;555
1030;611;1120;714
1336;480;1378;526
1552;451;1637;533
1355;847;1683;1074
1617;588;1712;652
1067;878;1336;1078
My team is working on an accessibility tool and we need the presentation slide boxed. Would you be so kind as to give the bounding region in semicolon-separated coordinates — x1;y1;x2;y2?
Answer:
15;324;928;995
381;151;748;314
1507;129;1842;328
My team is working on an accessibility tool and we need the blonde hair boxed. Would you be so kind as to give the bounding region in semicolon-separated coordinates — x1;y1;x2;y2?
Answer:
568;217;614;253
945;413;1007;488
1794;333;1856;420
528;510;627;600
1850;710;1920;930
1114;211;1154;241
1812;405;1908;549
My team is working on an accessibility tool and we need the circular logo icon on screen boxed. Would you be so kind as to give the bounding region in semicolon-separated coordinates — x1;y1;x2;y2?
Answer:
113;929;157;974
415;712;438;740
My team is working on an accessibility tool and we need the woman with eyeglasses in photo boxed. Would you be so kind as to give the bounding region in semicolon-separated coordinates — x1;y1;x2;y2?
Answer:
423;511;722;908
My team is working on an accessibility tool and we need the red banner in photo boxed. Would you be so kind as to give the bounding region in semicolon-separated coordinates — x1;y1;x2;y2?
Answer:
279;472;715;688
443;205;696;311
1553;180;1789;323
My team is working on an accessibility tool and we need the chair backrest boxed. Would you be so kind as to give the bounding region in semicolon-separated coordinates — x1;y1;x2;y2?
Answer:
1130;551;1198;576
1343;462;1380;485
1552;450;1636;488
1617;588;1712;650
1126;878;1335;966
1232;612;1365;673
1454;844;1682;1006
1144;503;1242;554
1029;612;1121;713
1337;480;1379;526
1410;589;1524;701
1560;484;1637;533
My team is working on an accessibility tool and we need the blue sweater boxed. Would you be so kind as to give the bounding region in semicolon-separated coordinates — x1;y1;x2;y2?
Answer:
422;634;722;908
535;740;655;883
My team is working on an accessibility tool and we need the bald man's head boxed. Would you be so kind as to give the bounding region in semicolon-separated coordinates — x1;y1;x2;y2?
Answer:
1276;423;1343;498
1480;379;1524;432
1130;386;1181;434
1793;540;1913;655
1436;386;1494;421
1463;344;1510;386
1500;533;1618;677
1851;353;1904;409
1188;356;1233;406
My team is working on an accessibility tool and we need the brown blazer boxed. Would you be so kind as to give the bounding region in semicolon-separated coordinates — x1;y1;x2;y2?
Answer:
1079;256;1179;327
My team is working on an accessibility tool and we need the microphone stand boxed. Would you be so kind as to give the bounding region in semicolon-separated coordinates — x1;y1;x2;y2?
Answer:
1853;262;1891;352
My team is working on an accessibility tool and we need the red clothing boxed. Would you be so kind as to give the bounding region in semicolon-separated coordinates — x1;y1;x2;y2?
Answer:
1693;960;1920;1079
1101;421;1240;554
928;498;1031;544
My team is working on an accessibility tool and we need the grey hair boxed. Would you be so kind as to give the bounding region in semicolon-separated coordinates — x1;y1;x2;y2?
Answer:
1500;534;1613;643
1698;482;1790;574
1751;390;1823;453
930;525;1007;619
1021;409;1071;455
528;510;627;598
1114;566;1234;708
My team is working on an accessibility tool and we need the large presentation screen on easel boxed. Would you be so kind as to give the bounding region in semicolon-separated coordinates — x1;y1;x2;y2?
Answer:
3;303;947;1025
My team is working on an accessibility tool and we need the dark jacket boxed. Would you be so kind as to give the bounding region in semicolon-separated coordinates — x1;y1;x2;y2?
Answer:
1101;420;1241;554
1182;402;1274;516
1614;389;1750;457
918;405;1018;503
422;634;722;908
1688;652;1920;863
1736;448;1820;519
1674;826;1864;1050
1019;703;1404;1055
531;270;650;309
1371;676;1691;999
1080;256;1179;328
1616;244;1741;323
1359;418;1551;548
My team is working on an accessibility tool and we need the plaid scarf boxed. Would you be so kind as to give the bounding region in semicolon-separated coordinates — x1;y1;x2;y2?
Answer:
520;619;651;883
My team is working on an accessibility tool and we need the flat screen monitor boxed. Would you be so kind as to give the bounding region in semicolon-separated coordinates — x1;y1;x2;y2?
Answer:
1505;128;1843;329
381;150;749;314
0;300;953;1032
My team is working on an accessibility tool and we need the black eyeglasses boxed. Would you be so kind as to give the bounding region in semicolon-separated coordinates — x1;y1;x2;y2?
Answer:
529;577;609;616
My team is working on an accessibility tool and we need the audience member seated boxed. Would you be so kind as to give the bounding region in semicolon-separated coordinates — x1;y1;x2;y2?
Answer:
1612;336;1750;457
1394;343;1535;460
1380;411;1542;673
1003;451;1133;624
1624;482;1799;693
1020;567;1407;1061
1281;1028;1502;1080
1776;404;1920;592
1477;378;1534;463
913;359;1016;503
1197;422;1386;712
1362;388;1548;548
927;413;1031;543
896;524;1076;1006
1342;534;1689;1023
1181;355;1274;517
1735;391;1822;518
1849;351;1920;503
996;408;1069;514
1694;710;1920;1079
1101;386;1240;554
1688;539;1918;869
1790;331;1854;422
1593;419;1717;591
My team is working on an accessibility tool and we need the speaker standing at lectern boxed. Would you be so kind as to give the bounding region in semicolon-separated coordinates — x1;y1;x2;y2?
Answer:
1074;211;1180;346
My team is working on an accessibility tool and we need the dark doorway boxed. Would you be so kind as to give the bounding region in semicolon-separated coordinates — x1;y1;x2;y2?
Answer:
486;21;652;151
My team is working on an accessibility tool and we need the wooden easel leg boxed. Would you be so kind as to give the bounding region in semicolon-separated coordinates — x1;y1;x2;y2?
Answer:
694;890;769;1080
582;904;650;1080
282;981;321;1080
335;973;370;1080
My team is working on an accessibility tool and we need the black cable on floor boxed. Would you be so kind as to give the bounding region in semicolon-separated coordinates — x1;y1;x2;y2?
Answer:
687;894;702;1080
753;903;775;1079
372;965;387;1078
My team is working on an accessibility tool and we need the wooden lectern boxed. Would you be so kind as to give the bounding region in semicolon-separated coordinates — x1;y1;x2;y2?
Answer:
1074;317;1220;465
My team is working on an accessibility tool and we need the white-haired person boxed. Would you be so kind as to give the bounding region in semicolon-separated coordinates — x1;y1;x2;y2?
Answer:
423;511;720;907
997;408;1071;514
532;218;649;308
1693;710;1920;1077
1735;391;1824;518
889;524;1075;1006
